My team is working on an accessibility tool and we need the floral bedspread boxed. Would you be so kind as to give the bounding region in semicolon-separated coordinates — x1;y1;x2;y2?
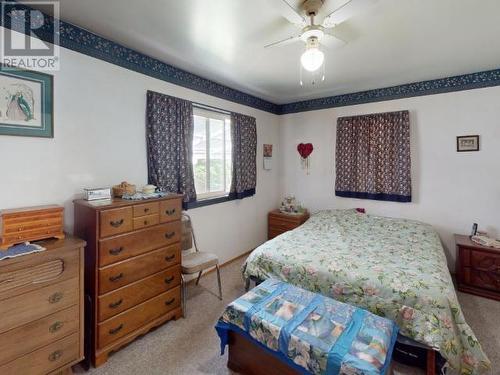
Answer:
243;209;490;374
216;278;398;375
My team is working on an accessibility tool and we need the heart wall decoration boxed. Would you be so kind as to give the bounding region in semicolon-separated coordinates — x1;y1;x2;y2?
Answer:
297;143;314;174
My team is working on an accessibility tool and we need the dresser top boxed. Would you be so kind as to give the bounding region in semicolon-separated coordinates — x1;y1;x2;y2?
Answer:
269;209;310;221
74;194;183;210
0;236;86;266
455;234;500;254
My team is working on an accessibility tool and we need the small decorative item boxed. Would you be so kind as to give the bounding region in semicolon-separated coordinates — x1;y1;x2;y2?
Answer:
263;144;273;170
84;187;112;201
297;143;314;174
0;67;53;137
457;135;479;152
112;181;136;197
279;196;305;215
470;223;478;237
142;184;157;194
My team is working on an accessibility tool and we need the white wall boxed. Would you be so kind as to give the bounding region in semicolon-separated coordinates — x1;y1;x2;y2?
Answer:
0;27;281;264
279;87;500;269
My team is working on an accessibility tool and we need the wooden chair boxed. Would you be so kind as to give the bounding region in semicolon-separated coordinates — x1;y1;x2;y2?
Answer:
181;213;222;316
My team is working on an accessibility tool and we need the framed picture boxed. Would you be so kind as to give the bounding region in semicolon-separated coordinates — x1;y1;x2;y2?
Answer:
456;135;479;152
0;66;53;138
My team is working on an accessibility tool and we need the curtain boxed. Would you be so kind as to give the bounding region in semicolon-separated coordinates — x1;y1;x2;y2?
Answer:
335;110;411;202
146;90;196;205
229;112;257;199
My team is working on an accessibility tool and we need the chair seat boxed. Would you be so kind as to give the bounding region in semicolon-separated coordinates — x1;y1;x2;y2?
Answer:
182;251;218;274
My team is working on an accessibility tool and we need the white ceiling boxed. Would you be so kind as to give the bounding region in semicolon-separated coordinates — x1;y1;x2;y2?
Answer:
33;0;500;104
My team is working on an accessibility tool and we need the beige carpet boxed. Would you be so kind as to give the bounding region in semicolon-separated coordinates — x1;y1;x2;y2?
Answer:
77;257;500;375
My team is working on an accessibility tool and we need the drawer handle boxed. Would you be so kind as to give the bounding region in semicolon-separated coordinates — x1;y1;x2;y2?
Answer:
165;208;176;216
49;321;63;333
164;275;175;284
165;297;176;306
165;254;176;262
48;350;62;362
48;292;63;304
109;246;124;256
109;298;123;309
110;219;124;228
109;273;124;282
144;220;149;225
165;231;175;239
109;324;124;335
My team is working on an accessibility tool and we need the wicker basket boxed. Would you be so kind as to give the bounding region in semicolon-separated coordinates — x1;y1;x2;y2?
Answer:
112;182;136;197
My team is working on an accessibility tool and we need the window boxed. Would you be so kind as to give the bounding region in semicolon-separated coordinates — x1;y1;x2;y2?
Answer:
192;107;232;200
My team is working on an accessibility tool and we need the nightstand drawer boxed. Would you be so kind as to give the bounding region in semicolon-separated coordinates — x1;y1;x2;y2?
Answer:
470;250;500;271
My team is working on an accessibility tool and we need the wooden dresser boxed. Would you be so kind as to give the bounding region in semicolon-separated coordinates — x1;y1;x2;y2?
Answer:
456;234;500;301
268;210;310;240
0;237;85;375
74;195;183;367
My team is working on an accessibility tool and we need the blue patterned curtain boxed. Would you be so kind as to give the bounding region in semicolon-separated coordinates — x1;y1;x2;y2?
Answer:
335;110;411;202
229;112;257;199
146;91;196;205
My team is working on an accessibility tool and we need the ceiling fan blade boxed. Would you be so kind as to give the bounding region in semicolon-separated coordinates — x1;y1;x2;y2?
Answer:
275;0;307;27
322;0;377;28
321;33;346;49
264;35;301;49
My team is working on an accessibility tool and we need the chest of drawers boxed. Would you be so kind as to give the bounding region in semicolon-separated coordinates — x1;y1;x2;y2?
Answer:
456;234;500;301
0;237;85;375
268;210;310;240
74;195;183;367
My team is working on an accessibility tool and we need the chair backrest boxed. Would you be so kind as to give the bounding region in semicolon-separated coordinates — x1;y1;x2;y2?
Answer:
181;213;198;252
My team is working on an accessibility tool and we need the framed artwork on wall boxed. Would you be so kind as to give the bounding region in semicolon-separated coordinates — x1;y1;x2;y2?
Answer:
456;135;479;152
0;66;53;138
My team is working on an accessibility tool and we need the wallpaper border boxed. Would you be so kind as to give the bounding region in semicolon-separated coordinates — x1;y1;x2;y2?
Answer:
2;3;500;115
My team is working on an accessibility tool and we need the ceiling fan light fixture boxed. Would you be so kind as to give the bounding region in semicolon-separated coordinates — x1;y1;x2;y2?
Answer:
301;45;324;72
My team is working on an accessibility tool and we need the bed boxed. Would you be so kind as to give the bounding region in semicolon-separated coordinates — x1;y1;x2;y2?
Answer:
243;209;490;374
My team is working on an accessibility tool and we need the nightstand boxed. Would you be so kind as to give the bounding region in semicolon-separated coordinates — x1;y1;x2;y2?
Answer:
455;234;500;301
268;210;310;240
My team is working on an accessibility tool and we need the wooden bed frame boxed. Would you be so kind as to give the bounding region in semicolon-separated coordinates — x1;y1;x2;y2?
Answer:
226;330;437;375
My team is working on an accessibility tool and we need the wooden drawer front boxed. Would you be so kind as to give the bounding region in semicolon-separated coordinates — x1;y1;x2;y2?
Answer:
0;247;79;301
0;305;79;365
0;277;78;334
269;221;298;232
99;245;180;294
159;199;182;223
469;268;500;292
3;217;62;234
133;214;159;230
98;287;180;348
268;229;286;239
470;250;500;270
133;202;159;217
98;265;181;322
2;226;63;247
0;333;79;375
98;221;181;267
100;207;133;238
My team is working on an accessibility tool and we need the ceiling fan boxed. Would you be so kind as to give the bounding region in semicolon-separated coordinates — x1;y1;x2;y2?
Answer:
266;0;376;73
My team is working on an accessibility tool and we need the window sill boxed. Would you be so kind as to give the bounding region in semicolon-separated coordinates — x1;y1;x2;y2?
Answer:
184;194;234;210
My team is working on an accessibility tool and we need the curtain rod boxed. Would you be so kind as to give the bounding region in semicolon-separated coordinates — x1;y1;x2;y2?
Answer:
192;102;232;116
